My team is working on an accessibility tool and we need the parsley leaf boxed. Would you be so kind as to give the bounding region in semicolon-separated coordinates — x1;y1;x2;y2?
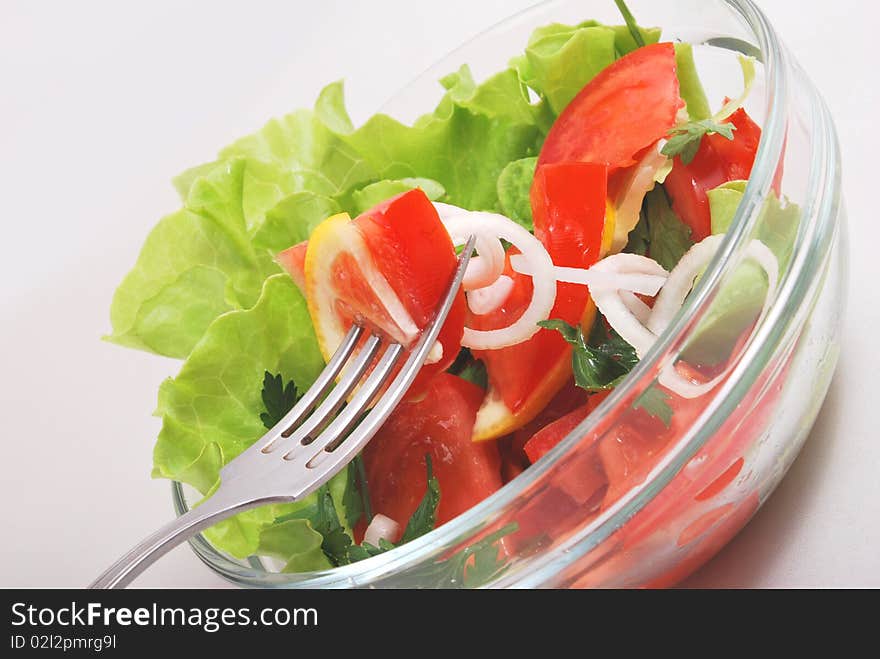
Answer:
286;455;443;565
311;484;353;566
539;319;637;391
447;348;488;390
633;388;674;427
259;371;299;429
406;523;519;588
661;119;735;165
400;455;442;543
346;539;395;563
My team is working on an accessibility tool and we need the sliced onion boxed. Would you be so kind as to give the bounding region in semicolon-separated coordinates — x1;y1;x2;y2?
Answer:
585;253;670;357
619;290;653;324
653;236;779;399
434;204;557;350
510;255;667;297
648;235;727;336
468;275;514;315
592;288;659;358
434;203;506;291
364;514;400;547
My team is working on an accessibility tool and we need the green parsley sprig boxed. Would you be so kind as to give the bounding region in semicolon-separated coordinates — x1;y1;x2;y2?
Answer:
259;371;299;429
538;319;638;391
661;119;735;165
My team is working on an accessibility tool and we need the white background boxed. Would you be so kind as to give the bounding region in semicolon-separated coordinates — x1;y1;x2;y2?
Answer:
1;0;877;588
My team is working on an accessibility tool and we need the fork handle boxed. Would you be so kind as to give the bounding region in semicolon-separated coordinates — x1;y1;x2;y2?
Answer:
88;491;267;589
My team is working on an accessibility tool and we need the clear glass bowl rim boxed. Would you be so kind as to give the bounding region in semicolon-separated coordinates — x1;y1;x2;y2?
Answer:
173;0;843;587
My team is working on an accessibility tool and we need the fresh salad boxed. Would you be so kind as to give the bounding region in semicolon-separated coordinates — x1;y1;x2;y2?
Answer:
108;1;797;581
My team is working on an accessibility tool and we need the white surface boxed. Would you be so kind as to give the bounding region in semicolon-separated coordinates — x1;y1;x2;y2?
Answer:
0;0;876;588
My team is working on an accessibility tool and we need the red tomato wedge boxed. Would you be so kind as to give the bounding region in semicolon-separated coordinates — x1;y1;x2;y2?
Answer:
663;107;762;240
363;373;503;528
537;43;683;171
277;189;466;389
470;162;607;440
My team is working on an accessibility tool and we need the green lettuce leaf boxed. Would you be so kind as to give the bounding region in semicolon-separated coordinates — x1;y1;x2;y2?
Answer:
107;159;282;358
674;42;711;121
257;519;333;573
350;177;445;215
496;157;537;230
152;274;328;557
220;95;376;201
252;192;341;252
683;182;800;365
339;95;541;211
707;180;800;270
510;21;661;116
437;64;538;128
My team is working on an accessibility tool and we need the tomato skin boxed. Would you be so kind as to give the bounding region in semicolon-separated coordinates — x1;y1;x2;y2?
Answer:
664;107;762;241
538;43;683;171
704;108;761;180
363;373;502;528
355;190;466;379
471;162;607;416
356;190;460;331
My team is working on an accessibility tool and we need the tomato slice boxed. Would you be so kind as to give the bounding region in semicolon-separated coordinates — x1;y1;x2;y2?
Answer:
663;107;762;241
363;373;502;528
470;162;607;438
537;43;683;171
278;189;466;388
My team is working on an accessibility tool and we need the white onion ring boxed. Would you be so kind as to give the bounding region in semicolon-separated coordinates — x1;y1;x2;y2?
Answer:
510;255;667;297
648;235;726;336
434;203;506;291
619;290;653;324
582;253;670;358
434;203;556;350
364;514;400;546
656;238;779;398
592;288;659;358
468;275;514;315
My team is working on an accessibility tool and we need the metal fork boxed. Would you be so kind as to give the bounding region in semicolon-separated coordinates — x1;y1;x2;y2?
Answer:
89;237;475;589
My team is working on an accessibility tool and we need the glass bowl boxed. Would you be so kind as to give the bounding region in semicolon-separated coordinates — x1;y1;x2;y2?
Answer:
173;0;845;588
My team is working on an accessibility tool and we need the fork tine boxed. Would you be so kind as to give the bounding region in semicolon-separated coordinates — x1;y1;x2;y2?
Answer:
261;333;384;455
219;323;367;483
261;324;363;449
287;341;406;462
